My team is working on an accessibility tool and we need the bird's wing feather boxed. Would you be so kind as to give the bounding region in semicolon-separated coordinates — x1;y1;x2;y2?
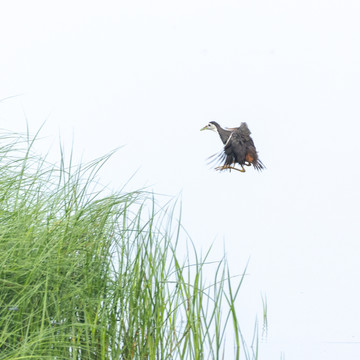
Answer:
238;122;252;139
226;131;247;162
225;123;251;134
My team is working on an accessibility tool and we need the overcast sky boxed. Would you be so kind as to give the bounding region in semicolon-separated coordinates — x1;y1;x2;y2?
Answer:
1;1;360;358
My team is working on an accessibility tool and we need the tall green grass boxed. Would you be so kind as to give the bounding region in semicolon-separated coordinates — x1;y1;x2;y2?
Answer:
0;131;260;359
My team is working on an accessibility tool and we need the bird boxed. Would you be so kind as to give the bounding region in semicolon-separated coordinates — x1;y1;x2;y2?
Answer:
200;121;265;172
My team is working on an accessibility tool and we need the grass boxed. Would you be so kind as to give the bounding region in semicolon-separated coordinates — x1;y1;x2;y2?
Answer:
0;130;261;359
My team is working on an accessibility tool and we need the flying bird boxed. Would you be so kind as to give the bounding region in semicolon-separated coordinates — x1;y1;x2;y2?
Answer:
200;121;265;172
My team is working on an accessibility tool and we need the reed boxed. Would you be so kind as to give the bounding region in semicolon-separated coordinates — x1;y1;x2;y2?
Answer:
0;131;259;359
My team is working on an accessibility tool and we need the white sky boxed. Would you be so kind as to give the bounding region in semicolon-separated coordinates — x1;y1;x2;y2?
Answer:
1;1;360;358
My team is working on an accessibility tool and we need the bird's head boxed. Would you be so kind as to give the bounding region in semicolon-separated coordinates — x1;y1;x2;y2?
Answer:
200;121;218;132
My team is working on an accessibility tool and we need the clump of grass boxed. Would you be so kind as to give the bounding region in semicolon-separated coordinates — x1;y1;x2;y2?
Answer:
0;130;260;359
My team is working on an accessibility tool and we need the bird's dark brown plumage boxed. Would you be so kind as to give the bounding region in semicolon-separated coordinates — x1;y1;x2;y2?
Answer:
204;121;265;172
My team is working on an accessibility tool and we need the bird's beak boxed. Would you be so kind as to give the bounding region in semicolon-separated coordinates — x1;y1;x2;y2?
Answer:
200;126;207;131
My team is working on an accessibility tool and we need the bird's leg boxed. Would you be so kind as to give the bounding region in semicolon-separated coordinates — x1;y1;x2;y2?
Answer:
215;165;245;172
232;165;245;172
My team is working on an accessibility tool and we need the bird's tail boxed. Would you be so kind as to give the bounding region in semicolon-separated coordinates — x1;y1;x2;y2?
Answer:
253;158;266;171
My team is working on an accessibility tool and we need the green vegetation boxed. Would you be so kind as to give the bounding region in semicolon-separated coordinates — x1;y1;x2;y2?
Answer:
0;130;260;359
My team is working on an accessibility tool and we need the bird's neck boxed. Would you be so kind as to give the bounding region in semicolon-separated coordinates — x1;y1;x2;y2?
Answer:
213;123;231;144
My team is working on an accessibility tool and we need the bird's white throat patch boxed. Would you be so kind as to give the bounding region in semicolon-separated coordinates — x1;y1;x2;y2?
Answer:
209;124;218;132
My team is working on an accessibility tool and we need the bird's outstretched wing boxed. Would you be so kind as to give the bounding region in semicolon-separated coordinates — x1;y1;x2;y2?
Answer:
237;122;252;140
225;122;250;132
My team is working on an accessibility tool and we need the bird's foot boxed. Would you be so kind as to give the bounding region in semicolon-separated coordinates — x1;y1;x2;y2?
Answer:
215;165;245;172
215;165;227;171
